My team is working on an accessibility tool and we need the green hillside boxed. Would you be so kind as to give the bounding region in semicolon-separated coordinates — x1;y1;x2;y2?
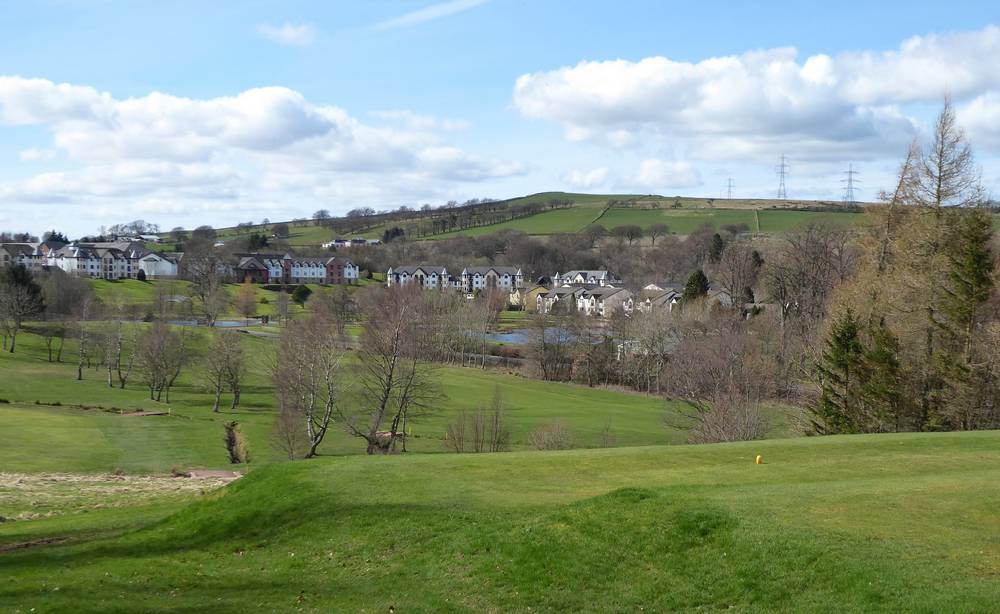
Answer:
0;328;716;472
2;431;998;611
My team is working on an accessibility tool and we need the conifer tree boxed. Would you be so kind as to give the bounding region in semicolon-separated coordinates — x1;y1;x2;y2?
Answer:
813;309;866;434
682;269;710;303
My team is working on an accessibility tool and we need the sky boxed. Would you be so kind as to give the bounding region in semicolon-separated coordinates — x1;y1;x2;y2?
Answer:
1;0;999;237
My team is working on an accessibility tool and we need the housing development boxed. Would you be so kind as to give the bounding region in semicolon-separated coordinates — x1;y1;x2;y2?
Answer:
1;3;998;612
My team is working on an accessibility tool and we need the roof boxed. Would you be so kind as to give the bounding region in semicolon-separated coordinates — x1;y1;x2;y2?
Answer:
561;270;617;280
389;265;448;275
582;287;629;300
462;266;521;276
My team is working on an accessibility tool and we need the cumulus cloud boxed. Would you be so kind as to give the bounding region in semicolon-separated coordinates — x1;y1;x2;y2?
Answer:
371;110;471;132
256;22;317;46
374;0;491;31
513;26;1000;161
562;167;609;189
630;159;701;190
0;77;525;223
958;92;1000;150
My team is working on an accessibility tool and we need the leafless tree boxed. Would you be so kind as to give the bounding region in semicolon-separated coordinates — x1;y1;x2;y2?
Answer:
137;322;187;402
204;331;245;412
647;223;669;247
272;314;343;458
271;407;308;459
713;242;760;307
0;278;43;353
183;243;229;325
663;319;772;443
275;290;290;325
342;286;439;454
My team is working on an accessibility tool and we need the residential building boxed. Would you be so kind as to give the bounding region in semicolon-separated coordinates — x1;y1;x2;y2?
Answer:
553;270;621;287
385;266;456;289
577;287;634;317
235;253;359;285
460;266;523;294
636;289;681;313
536;286;588;314
510;285;548;312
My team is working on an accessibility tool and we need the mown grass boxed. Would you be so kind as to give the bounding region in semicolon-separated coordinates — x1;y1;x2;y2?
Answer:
0;431;997;611
0;328;706;472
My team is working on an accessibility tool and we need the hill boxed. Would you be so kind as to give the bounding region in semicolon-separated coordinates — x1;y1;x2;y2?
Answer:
162;192;871;249
1;431;998;611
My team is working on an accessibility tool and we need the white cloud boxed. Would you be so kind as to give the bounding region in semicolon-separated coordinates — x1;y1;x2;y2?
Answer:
562;167;609;189
958;92;1000;150
19;147;56;161
371;110;471;132
513;26;1000;161
630;159;701;190
0;77;525;226
374;0;491;31
256;22;317;46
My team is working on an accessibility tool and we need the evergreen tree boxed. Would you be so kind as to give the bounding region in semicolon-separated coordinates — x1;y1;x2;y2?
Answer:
708;233;725;263
682;269;710;303
812;309;866;434
935;207;995;429
861;322;908;432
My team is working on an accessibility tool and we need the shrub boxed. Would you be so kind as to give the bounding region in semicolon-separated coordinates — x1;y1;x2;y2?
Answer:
527;422;575;451
136;269;147;282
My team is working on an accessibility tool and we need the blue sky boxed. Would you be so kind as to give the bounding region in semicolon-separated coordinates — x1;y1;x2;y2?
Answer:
1;0;999;235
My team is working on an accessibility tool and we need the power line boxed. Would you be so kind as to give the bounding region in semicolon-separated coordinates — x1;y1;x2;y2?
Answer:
775;155;789;199
841;163;861;205
726;177;734;199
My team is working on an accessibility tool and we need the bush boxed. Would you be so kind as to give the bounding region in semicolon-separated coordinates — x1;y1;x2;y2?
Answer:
136;269;147;282
527;422;575;451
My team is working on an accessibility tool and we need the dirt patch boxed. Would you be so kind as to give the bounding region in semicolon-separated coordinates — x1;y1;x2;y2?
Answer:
120;410;169;417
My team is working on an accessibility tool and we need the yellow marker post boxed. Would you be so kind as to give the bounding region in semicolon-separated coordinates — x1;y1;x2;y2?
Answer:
755;455;763;465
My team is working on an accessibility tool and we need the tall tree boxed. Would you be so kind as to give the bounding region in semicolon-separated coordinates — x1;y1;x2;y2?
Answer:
0;266;44;353
812;309;866;434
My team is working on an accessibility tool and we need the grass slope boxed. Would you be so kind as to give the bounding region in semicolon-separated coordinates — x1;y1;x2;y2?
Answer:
0;329;697;472
1;431;997;611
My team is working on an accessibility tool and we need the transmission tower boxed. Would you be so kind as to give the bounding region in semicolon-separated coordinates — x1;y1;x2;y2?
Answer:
726;177;734;200
841;163;861;205
775;155;789;199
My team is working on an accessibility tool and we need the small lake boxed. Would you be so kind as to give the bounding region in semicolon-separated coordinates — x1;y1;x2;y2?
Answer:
168;319;248;328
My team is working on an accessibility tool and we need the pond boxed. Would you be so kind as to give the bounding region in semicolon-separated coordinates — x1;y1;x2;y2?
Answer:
167;319;248;328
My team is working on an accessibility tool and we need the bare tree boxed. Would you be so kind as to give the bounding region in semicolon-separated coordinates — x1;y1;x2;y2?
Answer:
713;242;761;308
137;322;186;401
183;243;229;325
275;290;290;325
204;331;245;412
0;268;43;353
342;287;439;454
272;314;343;458
235;282;257;324
527;422;575;450
271;407;308;459
663;319;771;443
647;223;669;247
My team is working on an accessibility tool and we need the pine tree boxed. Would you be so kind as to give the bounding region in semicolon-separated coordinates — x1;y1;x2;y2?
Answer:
861;322;908;432
813;309;866;434
682;269;710;303
935;207;995;429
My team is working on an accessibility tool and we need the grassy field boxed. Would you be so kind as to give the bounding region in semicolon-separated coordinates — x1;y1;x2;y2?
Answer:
1;431;997;611
0;328;713;472
598;207;867;235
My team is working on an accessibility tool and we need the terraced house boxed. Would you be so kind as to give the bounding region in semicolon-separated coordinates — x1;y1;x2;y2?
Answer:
553;269;622;287
460;266;523;293
235;253;359;285
385;265;459;289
